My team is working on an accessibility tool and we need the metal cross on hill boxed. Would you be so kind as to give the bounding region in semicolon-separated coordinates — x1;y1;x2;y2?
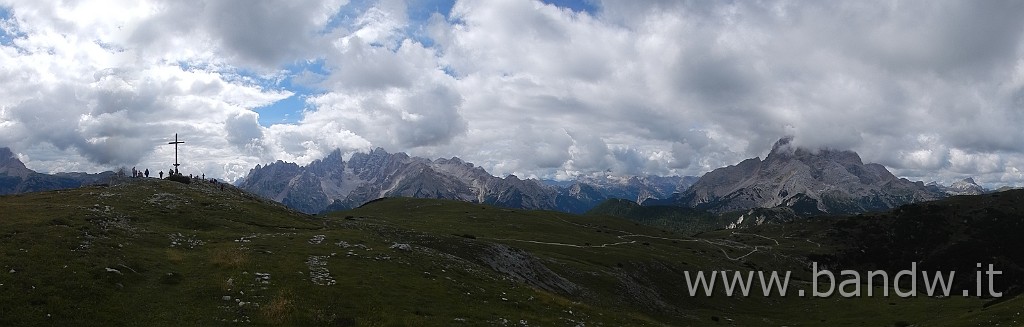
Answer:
168;133;184;174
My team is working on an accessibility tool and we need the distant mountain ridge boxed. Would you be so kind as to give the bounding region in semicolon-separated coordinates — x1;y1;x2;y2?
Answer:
647;137;943;215
554;173;696;200
237;148;696;214
0;147;114;195
927;177;987;196
542;173;697;213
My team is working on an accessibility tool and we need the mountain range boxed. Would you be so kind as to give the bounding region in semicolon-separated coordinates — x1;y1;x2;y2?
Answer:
0;142;1000;220
646;137;944;215
0;147;114;195
2;143;1022;325
236;148;696;214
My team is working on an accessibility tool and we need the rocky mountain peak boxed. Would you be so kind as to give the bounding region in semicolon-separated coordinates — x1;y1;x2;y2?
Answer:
947;177;986;195
1;147;22;165
769;136;795;154
0;147;32;178
766;137;864;168
323;149;344;163
434;156;465;165
657;138;942;215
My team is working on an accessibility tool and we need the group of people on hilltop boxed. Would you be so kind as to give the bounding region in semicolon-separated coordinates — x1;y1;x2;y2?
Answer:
188;172;225;190
130;167;149;178
161;168;188;179
125;166;224;190
129;166;174;179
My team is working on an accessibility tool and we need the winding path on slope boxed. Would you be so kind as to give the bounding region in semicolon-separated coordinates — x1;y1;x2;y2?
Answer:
482;216;782;262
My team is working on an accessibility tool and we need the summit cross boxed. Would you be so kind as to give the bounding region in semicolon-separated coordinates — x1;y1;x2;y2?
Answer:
167;133;185;174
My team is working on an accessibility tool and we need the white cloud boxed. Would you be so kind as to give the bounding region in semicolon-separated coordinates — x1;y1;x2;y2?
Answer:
0;0;1023;189
0;0;296;179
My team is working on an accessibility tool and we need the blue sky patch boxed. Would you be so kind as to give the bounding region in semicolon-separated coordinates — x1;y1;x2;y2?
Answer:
0;6;18;46
540;0;600;15
408;0;456;21
321;0;376;35
255;59;328;126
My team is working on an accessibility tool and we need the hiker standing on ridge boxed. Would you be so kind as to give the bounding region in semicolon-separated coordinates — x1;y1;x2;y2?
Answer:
159;171;164;179
145;169;150;178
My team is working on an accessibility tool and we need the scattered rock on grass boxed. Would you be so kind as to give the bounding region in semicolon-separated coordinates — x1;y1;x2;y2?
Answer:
308;234;326;245
390;243;412;251
306;255;336;286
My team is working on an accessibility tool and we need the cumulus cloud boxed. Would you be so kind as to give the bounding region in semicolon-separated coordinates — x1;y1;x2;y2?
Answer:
0;0;293;179
225;111;264;150
0;0;1023;188
125;0;349;68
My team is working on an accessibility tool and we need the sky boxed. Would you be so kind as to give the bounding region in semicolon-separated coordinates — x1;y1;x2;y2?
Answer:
1;0;1023;187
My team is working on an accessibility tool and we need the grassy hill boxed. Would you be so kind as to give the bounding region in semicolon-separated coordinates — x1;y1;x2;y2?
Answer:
584;198;727;235
0;179;1021;326
814;190;1024;295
